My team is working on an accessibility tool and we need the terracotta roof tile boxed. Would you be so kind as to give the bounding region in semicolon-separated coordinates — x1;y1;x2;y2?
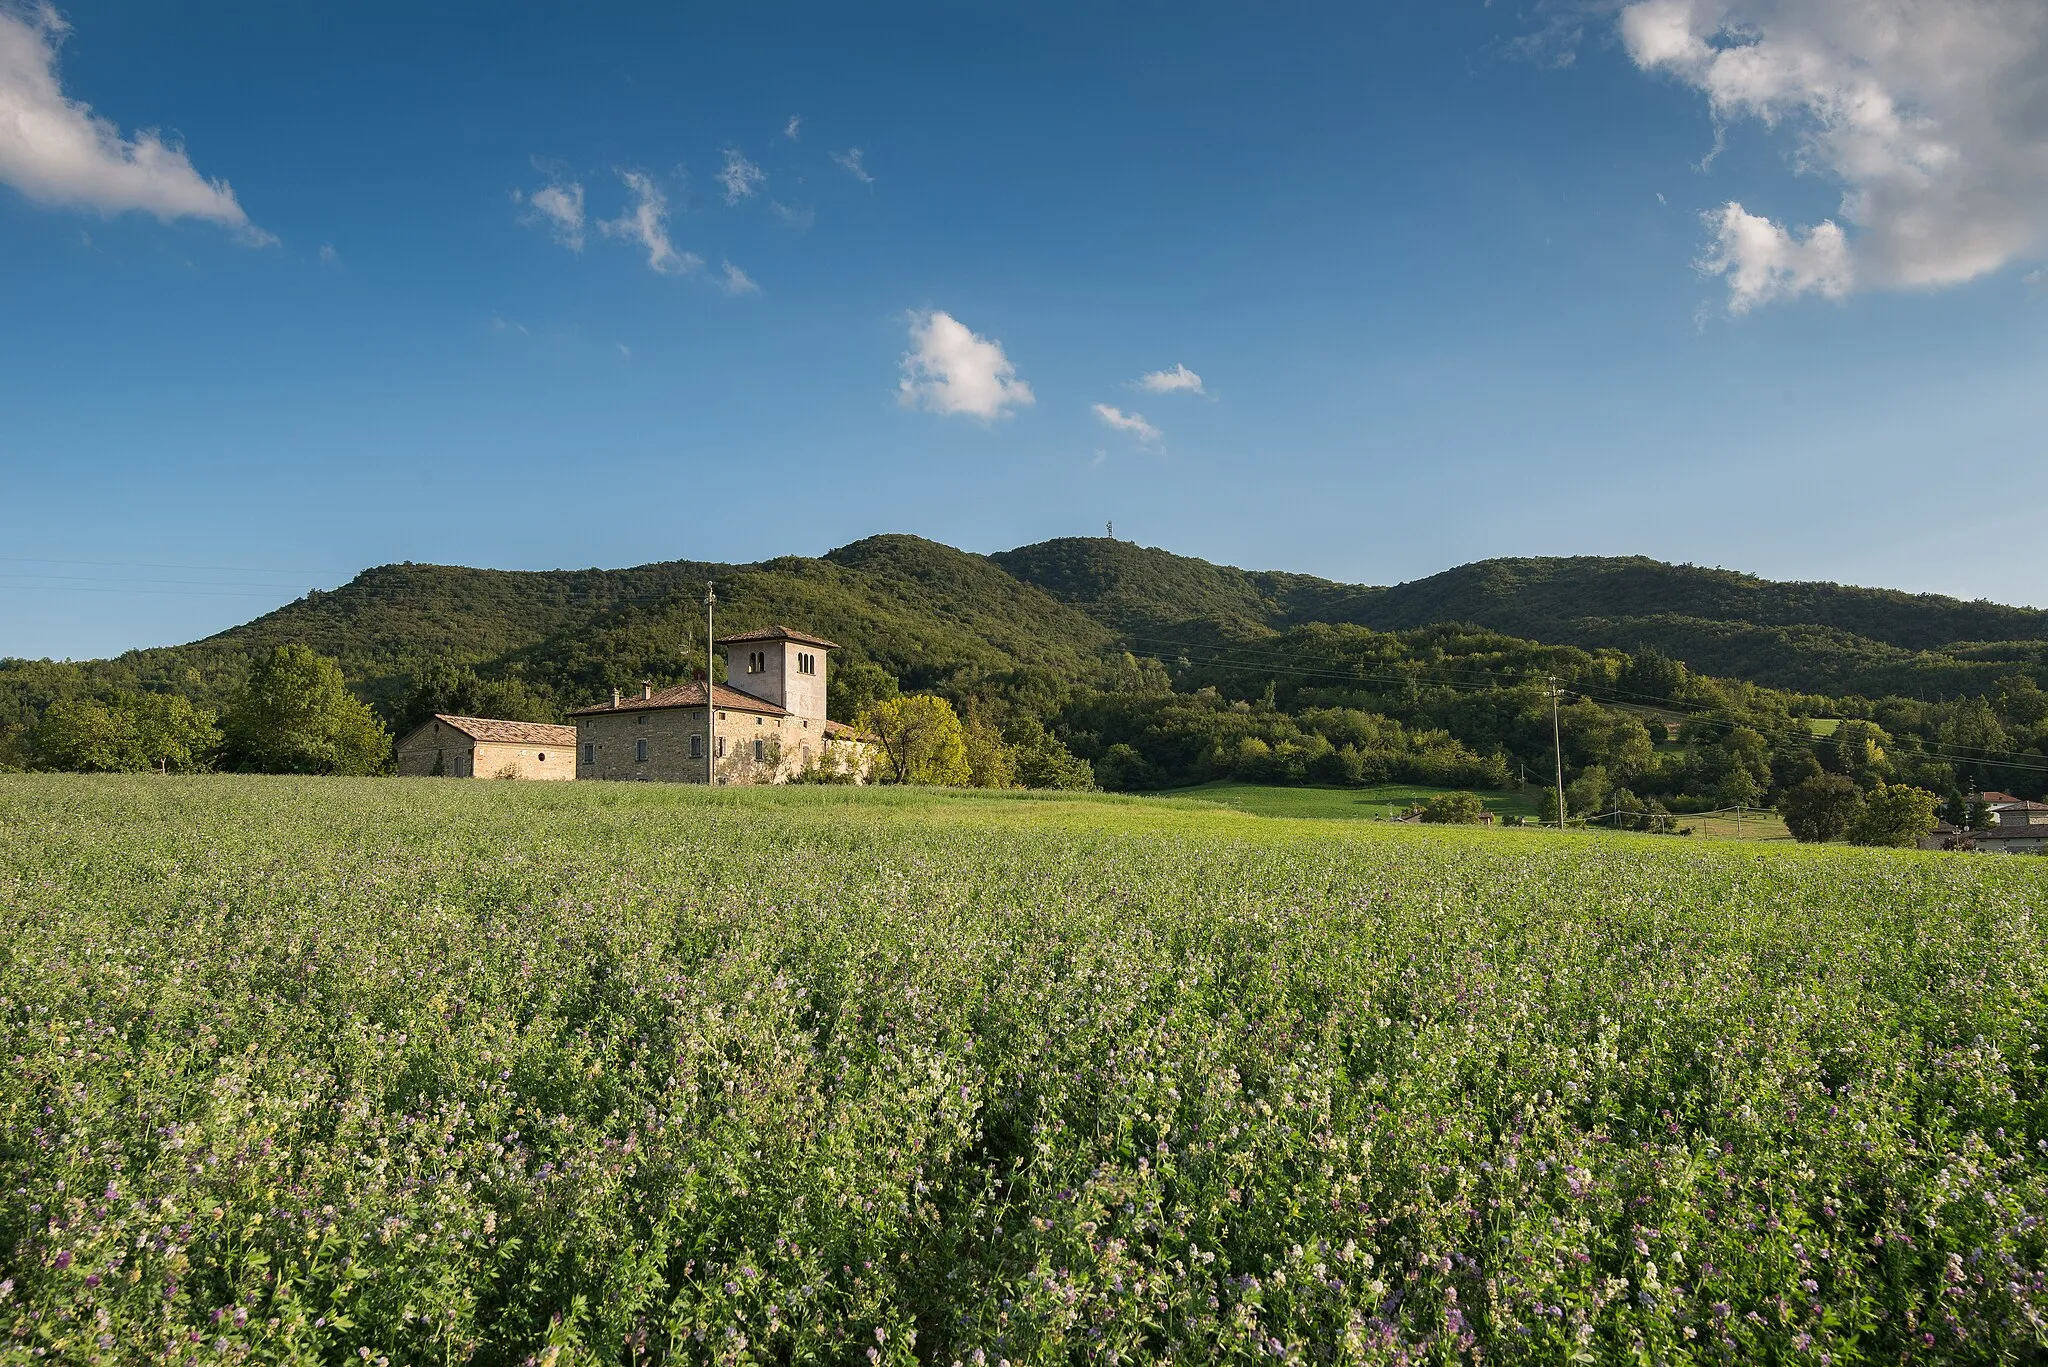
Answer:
431;715;579;746
566;682;788;718
714;624;840;649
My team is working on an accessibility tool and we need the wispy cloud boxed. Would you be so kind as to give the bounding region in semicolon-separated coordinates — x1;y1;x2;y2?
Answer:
718;260;759;296
1138;363;1205;395
0;4;268;240
718;148;764;205
1092;403;1162;448
600;171;700;276
832;148;874;184
516;178;585;251
770;200;814;231
783;115;800;140
316;242;341;267
898;310;1033;420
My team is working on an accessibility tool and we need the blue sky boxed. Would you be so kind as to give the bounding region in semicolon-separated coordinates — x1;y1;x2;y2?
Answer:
2;0;2044;659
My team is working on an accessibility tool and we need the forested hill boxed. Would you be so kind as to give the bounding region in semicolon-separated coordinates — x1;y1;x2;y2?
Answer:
5;535;2045;728
996;543;2048;700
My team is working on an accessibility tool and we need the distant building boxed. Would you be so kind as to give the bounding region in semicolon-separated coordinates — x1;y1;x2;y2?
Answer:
395;714;578;780
1920;794;2048;854
569;625;870;784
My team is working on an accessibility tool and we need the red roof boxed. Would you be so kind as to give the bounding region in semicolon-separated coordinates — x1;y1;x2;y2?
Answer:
714;624;840;649
1971;792;2023;804
567;682;788;718
423;715;578;746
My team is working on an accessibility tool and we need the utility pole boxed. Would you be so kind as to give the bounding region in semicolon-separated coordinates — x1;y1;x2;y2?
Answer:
1550;676;1567;830
704;582;717;787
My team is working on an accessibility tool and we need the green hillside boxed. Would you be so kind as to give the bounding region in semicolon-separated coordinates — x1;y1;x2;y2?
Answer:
7;534;2046;757
988;536;1355;645
1354;555;2048;651
997;542;2048;700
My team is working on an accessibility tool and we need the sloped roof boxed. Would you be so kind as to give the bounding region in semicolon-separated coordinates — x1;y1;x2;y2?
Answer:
715;624;840;649
431;715;578;745
566;682;788;718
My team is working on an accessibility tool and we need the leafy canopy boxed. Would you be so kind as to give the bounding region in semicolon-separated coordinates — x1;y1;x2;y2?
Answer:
223;645;391;776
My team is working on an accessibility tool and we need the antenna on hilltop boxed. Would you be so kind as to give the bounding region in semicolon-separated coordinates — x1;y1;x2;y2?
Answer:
1106;521;1114;540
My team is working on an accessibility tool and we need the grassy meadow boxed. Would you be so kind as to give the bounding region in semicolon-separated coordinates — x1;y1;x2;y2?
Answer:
3;775;2046;1364
1154;782;1545;823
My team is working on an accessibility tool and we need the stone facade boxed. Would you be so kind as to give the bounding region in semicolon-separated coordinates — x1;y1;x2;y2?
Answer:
394;716;578;780
570;627;871;785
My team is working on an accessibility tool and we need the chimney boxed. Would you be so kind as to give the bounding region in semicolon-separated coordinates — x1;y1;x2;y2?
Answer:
611;688;621;708
641;680;653;701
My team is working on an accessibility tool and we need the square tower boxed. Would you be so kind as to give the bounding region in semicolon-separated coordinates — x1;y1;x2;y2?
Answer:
717;625;836;721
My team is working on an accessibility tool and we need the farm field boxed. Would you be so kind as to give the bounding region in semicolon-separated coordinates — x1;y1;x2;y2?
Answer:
4;776;2047;1364
1156;781;1545;823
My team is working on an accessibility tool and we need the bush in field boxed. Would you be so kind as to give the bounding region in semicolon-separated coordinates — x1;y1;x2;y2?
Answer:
222;644;390;775
2;777;2045;1365
1417;790;1487;824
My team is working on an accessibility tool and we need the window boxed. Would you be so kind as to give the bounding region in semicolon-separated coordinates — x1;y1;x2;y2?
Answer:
753;738;764;762
582;742;595;765
690;734;702;759
636;739;649;763
747;650;766;674
637;713;648;725
716;737;726;758
797;651;816;675
536;753;546;762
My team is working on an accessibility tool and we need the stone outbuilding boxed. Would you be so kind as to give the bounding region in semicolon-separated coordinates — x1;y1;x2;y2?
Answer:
395;714;579;780
570;625;870;784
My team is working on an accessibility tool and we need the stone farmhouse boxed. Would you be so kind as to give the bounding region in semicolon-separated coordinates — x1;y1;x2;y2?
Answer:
568;626;870;784
1920;791;2048;854
394;715;578;780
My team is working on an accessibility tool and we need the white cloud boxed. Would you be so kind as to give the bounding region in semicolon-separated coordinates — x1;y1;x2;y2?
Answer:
1618;0;2048;310
1700;202;1853;310
897;310;1034;420
600;171;700;276
718;148;764;205
617;342;631;359
783;115;800;140
0;5;265;239
718;260;758;296
770;200;814;230
517;178;584;251
1092;403;1163;447
316;242;340;266
1138;363;1205;395
832;147;874;184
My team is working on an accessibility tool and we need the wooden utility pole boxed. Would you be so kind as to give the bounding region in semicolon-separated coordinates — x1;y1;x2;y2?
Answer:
1550;677;1566;830
705;582;717;786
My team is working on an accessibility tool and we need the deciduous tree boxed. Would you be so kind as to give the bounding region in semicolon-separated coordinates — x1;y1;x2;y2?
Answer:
858;694;969;785
1847;782;1939;848
222;645;390;775
1779;773;1862;843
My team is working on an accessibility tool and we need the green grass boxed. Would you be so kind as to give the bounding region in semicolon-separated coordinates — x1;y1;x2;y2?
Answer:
1154;780;1544;822
4;775;2046;1364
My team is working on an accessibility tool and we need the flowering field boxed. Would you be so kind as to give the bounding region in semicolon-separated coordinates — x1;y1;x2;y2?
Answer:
3;776;2046;1365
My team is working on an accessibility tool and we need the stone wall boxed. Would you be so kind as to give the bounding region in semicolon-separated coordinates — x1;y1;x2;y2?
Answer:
394;733;575;780
575;704;868;785
472;742;576;781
